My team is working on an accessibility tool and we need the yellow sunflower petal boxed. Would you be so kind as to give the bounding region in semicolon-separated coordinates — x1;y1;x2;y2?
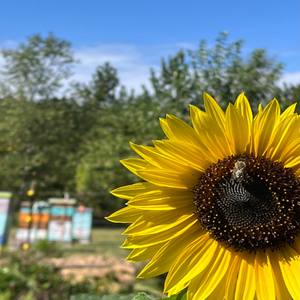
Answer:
205;275;226;300
203;92;225;129
186;246;232;300
280;137;300;168
129;143;161;167
285;154;300;171
225;103;250;154
153;140;212;172
159;115;206;149
234;93;253;130
291;235;300;253
189;104;232;159
121;158;157;176
189;104;210;136
126;243;164;262
235;253;256;300
128;188;195;211
255;251;276;300
106;206;141;223
110;182;156;200
167;281;190;297
122;217;198;248
164;235;217;292
225;254;241;300
266;115;300;162
136;168;197;189
138;224;201;278
123;155;198;180
108;93;300;300
257;103;263;114
280;103;297;120
123;207;194;236
130;142;192;170
268;250;292;300
166;103;232;158
278;244;300;300
251;99;281;156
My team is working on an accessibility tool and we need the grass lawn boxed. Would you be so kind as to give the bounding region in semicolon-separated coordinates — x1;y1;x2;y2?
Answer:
60;227;165;297
61;227;130;258
7;226;165;298
9;226;129;258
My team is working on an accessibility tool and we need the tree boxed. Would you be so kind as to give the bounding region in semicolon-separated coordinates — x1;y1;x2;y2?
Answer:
149;32;284;115
0;96;93;205
72;62;119;106
75;88;168;213
0;33;76;100
73;32;287;212
150;50;202;117
188;31;284;110
0;33;289;213
273;83;300;113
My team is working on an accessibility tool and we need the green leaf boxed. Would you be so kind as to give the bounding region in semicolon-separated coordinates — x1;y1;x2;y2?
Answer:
102;295;133;300
157;288;187;300
132;292;155;300
70;295;102;300
70;295;154;300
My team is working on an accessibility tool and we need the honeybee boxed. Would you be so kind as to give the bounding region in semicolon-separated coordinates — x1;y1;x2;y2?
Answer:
231;159;247;182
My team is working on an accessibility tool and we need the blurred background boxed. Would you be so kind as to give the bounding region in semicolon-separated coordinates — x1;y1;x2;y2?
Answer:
0;0;299;299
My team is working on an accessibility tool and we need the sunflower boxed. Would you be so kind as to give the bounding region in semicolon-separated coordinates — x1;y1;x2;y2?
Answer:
107;93;300;300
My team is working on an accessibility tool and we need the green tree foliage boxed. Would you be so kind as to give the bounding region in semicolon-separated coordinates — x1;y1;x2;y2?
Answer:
72;62;119;105
150;50;202;117
273;83;300;113
0;96;92;202
0;244;134;300
0;32;295;213
75;69;169;211
74;63;198;212
151;31;284;112
0;32;76;100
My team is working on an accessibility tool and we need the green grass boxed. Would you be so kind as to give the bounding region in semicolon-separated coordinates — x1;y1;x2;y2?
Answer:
61;227;130;258
7;226;165;298
62;227;164;297
8;226;130;258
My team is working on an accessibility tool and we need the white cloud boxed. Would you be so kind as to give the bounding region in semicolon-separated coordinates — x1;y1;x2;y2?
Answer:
0;40;19;48
69;42;201;95
0;40;299;97
70;44;160;94
278;72;300;87
71;45;300;95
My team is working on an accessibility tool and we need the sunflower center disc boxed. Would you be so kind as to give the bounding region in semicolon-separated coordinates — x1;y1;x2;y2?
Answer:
193;154;300;252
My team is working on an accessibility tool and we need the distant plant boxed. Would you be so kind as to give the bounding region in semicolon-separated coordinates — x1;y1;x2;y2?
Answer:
0;244;135;300
28;239;63;258
0;32;77;100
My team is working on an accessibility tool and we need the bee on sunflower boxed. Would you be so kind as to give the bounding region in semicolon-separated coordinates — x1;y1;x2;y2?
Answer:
107;93;300;300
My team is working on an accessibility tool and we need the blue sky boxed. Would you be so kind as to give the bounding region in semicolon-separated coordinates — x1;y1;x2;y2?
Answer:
0;0;299;94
